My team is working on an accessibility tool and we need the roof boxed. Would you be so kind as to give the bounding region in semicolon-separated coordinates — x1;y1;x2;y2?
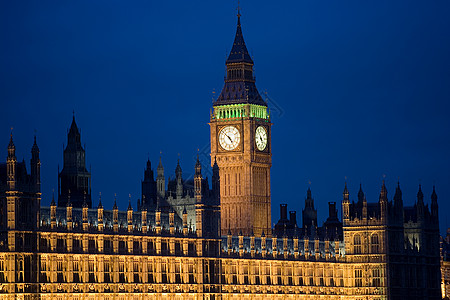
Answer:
226;15;253;64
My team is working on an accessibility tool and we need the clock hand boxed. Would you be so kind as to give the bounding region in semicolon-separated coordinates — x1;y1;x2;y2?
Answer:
226;134;233;143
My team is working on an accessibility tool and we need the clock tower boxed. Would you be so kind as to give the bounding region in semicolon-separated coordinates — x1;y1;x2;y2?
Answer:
210;12;271;237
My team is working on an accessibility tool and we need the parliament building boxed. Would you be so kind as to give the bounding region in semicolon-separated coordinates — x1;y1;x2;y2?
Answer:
0;12;443;300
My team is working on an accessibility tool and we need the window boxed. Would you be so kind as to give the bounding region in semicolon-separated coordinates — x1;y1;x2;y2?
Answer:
354;234;362;254
372;268;381;287
104;261;111;283
73;260;80;283
355;269;363;287
88;260;95;283
371;234;379;253
57;259;64;283
119;260;126;283
175;262;181;283
147;261;154;283
133;261;140;283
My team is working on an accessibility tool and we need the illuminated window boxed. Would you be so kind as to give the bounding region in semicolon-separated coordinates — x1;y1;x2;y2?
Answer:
371;234;379;253
354;234;362;254
372;268;381;287
355;269;363;287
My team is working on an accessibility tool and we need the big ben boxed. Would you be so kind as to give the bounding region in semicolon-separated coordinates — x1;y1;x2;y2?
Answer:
210;12;271;237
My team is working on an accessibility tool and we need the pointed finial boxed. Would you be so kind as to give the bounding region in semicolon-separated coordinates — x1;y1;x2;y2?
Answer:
237;0;241;18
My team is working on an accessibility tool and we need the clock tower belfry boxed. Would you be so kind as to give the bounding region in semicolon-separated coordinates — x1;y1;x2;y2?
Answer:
210;12;271;237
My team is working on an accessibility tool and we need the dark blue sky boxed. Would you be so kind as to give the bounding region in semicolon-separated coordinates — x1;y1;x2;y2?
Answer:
2;1;450;235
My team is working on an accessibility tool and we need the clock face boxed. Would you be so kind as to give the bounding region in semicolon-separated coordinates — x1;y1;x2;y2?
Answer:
255;126;268;151
219;126;241;151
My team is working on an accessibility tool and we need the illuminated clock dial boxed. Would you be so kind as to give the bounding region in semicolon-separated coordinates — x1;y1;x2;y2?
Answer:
255;126;268;151
219;126;240;151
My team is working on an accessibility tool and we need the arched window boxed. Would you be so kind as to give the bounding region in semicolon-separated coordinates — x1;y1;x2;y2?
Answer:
371;234;379;253
354;234;362;254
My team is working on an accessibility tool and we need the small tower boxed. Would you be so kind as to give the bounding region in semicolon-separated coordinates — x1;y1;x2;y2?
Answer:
30;135;41;191
7;133;16;191
142;158;157;209
50;193;57;230
393;182;404;224
175;159;183;198
182;207;188;236
342;183;350;223
302;187;317;229
194;156;204;237
97;193;103;232
155;205;161;235
58;115;91;208
416;184;425;222
156;156;165;200
113;195;118;232
66;193;73;231
82;194;89;231
141;205;148;234
127;195;133;233
379;180;388;222
169;208;175;235
212;157;220;200
431;186;438;222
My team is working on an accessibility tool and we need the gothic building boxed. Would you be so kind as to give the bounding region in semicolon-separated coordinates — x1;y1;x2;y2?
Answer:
58;116;92;208
0;11;443;300
210;11;272;237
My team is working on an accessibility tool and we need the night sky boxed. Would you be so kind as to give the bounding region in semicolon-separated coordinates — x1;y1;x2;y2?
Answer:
2;1;449;235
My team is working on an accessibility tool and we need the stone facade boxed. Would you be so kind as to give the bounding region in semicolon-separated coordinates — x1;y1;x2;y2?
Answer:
0;11;443;300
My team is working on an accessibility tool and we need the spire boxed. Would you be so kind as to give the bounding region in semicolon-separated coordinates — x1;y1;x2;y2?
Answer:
394;181;402;202
113;193;118;210
379;180;387;202
175;159;182;177
31;134;39;155
357;184;364;203
195;154;202;175
226;11;253;64
343;182;349;201
8;130;15;158
431;185;438;219
128;194;132;211
417;184;424;204
51;190;56;206
214;10;266;107
98;192;103;209
431;185;437;203
157;155;164;171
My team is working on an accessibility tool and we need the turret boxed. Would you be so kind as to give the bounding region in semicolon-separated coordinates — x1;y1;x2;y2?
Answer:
30;135;41;191
342;183;350;222
182;206;188;235
169;208;175;235
379;181;388;221
194;155;202;202
155;205;161;234
113;195;118;232
82;194;89;231
127;195;133;233
393;182;404;223
431;186;438;221
302;187;317;229
66;193;73;230
175;159;183;198
7;133;16;190
50;193;56;230
97;193;103;231
416;184;424;222
156;156;165;199
212;157;220;200
141;205;147;234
